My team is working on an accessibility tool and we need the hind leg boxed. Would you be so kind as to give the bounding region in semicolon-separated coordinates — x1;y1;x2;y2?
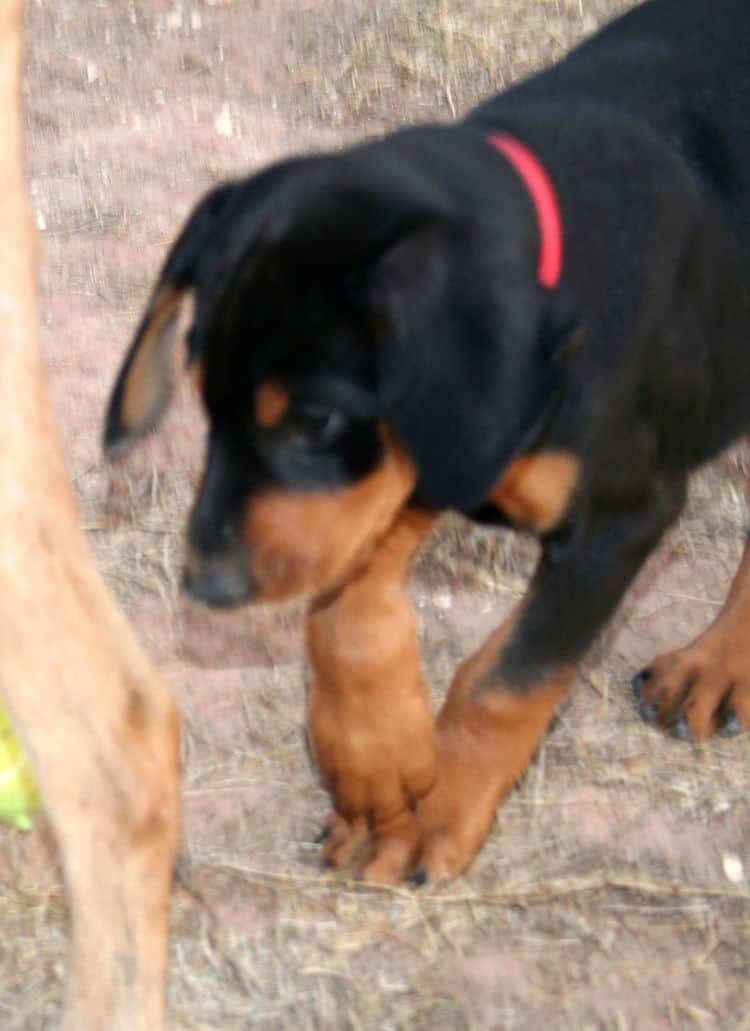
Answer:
633;593;750;740
634;495;750;740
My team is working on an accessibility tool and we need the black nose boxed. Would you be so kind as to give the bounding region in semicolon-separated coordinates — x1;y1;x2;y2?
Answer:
182;552;253;609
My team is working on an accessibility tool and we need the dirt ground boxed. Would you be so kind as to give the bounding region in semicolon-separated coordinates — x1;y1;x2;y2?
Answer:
1;0;749;1027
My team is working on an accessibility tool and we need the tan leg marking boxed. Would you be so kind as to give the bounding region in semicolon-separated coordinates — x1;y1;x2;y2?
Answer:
373;612;573;882
307;509;437;883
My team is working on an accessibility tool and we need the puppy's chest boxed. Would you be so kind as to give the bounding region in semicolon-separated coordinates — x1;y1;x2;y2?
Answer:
487;451;580;533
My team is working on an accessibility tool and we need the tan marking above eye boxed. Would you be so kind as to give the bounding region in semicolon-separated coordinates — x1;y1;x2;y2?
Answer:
255;380;290;428
488;450;580;532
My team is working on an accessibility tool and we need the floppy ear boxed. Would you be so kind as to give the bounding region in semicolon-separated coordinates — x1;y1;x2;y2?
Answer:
368;219;573;512
103;181;237;457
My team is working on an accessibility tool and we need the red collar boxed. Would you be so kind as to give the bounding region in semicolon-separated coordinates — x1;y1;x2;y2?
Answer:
487;132;564;290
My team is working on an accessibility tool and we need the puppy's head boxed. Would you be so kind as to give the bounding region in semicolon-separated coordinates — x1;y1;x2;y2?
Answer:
104;130;569;607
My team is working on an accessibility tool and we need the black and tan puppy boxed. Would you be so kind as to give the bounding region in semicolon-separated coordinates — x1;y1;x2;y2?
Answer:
105;0;750;882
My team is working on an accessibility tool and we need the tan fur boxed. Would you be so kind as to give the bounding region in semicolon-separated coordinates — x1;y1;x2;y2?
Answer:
244;431;577;881
255;380;290;428
0;5;180;1027
120;285;185;433
409;615;573;879
639;489;750;737
190;358;203;397
489;450;580;531
244;426;418;601
307;509;437;883
316;593;574;881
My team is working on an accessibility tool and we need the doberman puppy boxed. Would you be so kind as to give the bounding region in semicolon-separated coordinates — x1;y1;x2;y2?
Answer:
0;1;179;1023
105;0;750;883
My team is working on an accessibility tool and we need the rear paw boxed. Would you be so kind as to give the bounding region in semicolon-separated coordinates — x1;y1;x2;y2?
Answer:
632;649;749;740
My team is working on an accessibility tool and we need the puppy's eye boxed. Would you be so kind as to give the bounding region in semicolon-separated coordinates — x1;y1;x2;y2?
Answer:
291;404;347;448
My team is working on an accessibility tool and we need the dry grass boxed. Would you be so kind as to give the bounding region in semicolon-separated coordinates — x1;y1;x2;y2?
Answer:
1;0;748;1027
285;0;633;131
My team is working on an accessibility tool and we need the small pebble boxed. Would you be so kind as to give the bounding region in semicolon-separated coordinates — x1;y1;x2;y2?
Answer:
214;103;233;138
722;852;744;884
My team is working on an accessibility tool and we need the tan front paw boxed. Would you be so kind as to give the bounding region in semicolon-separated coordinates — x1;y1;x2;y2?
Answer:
317;809;422;885
309;685;437;882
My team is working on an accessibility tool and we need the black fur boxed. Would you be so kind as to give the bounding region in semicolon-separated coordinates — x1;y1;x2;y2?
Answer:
105;0;750;691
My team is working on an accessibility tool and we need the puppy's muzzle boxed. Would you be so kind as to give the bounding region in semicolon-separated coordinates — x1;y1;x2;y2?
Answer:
182;549;253;608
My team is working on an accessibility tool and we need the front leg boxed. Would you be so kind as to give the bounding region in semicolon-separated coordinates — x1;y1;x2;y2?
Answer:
307;509;437;882
408;484;683;883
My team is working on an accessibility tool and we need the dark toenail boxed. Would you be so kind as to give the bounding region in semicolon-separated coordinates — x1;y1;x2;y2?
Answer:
631;670;651;700
409;868;428;887
639;700;659;726
314;826;331;844
320;856;334;870
719;707;742;738
669;713;694;742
